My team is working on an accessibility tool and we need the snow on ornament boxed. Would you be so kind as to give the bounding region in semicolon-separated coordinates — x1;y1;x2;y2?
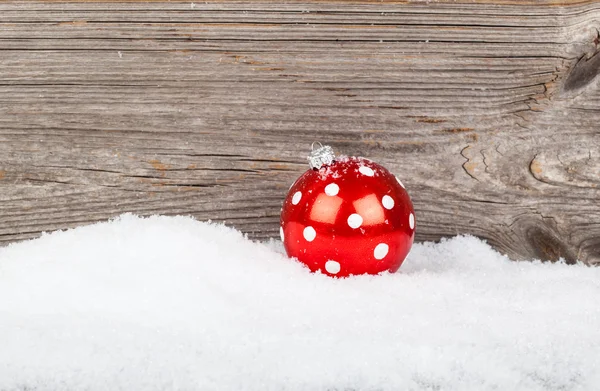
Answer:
280;143;415;277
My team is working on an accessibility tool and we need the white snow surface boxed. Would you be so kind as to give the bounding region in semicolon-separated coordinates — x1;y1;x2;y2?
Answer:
0;214;599;391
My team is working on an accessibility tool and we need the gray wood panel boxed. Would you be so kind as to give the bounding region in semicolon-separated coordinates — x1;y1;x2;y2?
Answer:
1;1;599;264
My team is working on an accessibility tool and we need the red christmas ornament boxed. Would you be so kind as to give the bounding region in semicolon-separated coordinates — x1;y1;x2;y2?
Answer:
280;144;415;277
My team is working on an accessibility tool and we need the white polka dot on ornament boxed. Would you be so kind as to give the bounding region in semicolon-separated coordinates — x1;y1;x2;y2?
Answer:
324;183;339;196
325;260;341;275
279;227;284;242
382;195;394;209
409;213;415;230
347;214;363;229
359;166;374;177
292;191;302;205
374;243;389;260
303;226;316;242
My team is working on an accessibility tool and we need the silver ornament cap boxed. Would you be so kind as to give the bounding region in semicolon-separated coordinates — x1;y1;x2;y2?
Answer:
307;142;335;170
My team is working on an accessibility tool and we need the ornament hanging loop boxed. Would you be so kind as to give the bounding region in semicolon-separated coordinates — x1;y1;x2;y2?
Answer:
311;141;324;151
307;143;335;170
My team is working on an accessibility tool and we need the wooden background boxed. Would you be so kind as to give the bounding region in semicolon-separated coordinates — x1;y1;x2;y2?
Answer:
0;1;599;264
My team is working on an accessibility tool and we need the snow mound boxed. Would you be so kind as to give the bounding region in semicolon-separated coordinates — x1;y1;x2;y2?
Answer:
0;214;598;390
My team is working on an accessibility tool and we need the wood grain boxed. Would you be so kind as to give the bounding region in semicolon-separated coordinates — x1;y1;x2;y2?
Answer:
1;1;599;264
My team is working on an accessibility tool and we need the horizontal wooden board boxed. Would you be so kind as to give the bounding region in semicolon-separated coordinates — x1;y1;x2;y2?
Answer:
0;1;599;264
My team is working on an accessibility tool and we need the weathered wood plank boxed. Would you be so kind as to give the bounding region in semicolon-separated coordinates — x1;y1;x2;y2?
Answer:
0;1;599;264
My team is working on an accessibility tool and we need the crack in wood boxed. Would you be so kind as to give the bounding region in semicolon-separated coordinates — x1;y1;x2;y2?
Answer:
563;48;600;92
459;145;479;182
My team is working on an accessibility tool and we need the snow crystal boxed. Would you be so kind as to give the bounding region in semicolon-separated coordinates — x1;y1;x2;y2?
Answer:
0;214;599;390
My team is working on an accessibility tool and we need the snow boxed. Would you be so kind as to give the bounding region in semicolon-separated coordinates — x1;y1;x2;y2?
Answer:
0;214;599;391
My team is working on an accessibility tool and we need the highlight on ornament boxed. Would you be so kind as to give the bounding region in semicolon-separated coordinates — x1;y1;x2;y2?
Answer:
280;143;415;277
